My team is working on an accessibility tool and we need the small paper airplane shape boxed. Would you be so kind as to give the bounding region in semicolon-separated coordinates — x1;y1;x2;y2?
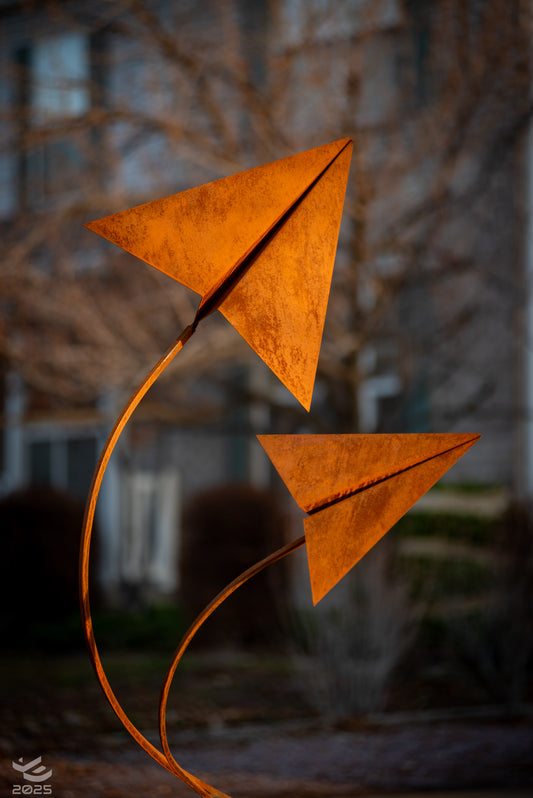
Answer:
258;432;481;604
85;138;353;410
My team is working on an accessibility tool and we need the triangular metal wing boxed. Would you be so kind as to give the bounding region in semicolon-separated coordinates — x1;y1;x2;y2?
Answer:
258;433;481;603
84;138;352;408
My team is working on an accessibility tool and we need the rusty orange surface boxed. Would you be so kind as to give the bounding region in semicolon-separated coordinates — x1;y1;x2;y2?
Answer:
85;138;352;409
258;433;481;604
79;137;482;798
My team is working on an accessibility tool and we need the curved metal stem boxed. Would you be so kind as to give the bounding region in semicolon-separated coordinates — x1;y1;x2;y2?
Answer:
158;535;307;794
79;317;306;798
79;321;222;795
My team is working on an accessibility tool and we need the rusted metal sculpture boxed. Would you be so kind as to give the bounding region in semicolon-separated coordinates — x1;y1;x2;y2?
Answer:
257;433;481;604
84;137;353;411
157;431;480;795
80;138;352;797
80;138;480;798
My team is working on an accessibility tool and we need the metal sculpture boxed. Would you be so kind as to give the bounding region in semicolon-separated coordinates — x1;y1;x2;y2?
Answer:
157;432;479;796
80;138;480;798
258;433;481;604
84;137;353;411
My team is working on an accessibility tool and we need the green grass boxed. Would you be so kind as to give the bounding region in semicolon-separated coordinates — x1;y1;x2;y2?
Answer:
430;482;503;495
3;603;190;654
401;553;493;601
394;511;499;545
92;603;189;651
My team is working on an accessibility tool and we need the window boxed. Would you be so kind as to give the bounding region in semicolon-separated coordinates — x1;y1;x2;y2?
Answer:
22;32;93;206
27;434;97;498
121;470;181;595
0;366;5;476
279;0;402;47
30;33;90;124
358;373;401;432
0;70;17;219
358;342;401;432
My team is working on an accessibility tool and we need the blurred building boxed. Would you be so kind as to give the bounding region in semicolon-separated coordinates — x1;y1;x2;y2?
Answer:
0;0;528;601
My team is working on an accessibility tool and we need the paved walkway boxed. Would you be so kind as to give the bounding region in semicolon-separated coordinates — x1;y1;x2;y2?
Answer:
369;794;532;798
3;755;532;798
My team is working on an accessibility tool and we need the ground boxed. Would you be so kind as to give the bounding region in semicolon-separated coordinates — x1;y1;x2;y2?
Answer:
0;649;532;797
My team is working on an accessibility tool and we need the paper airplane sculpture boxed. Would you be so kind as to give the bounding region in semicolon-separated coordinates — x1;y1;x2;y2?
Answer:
79;139;353;798
155;431;480;797
257;432;481;604
79;136;480;798
85;137;352;410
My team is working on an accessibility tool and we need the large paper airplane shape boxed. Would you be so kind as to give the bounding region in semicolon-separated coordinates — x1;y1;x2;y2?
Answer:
85;138;353;410
258;432;481;604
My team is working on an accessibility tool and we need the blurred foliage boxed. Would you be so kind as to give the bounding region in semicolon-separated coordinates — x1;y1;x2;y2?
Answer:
91;603;189;651
404;554;493;601
394;510;499;544
3;604;189;654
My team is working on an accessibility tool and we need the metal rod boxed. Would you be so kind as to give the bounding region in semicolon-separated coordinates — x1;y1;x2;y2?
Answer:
78;316;305;798
158;534;307;790
79;321;226;796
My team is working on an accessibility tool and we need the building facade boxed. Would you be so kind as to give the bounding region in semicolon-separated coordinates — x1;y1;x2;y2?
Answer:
0;0;528;601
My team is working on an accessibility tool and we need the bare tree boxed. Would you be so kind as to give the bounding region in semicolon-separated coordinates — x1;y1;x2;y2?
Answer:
0;0;529;462
1;0;530;716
